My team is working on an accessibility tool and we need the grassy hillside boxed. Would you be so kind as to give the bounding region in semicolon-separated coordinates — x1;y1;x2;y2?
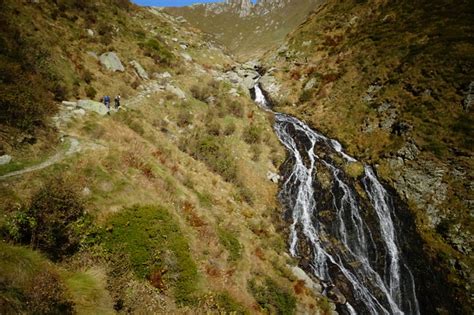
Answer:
262;0;473;311
165;0;322;59
0;1;330;313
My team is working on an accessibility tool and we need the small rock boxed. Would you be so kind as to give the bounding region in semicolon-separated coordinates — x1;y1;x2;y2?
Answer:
267;171;281;183
180;53;192;62
179;44;187;50
165;84;186;99
86;29;94;36
82;187;91;196
62;101;77;107
86;51;98;60
463;81;473;111
304;78;317;91
0;155;12;165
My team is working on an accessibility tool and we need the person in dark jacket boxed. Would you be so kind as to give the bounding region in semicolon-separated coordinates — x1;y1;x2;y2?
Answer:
103;95;111;114
114;95;121;109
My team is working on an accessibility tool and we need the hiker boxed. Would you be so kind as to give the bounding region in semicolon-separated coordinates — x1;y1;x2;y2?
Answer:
114;94;121;109
103;95;111;114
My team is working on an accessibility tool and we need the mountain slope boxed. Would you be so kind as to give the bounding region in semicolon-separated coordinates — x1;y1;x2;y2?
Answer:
0;1;331;313
261;0;473;312
164;0;322;59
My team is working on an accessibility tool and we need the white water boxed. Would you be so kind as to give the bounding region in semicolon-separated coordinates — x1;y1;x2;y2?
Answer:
253;84;420;315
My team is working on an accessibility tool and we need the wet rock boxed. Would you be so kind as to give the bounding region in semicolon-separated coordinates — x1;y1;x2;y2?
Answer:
180;53;192;62
0;155;12;165
77;99;108;116
130;60;149;80
99;52;125;72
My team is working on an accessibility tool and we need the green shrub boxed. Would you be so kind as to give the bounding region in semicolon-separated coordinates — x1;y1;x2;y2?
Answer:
142;39;175;66
183;133;238;182
7;178;86;261
243;125;263;144
85;85;97;99
216;292;248;314
217;228;242;262
102;205;198;305
249;277;296;315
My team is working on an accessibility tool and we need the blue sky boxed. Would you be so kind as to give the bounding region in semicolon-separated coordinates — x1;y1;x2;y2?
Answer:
132;0;258;7
132;0;224;7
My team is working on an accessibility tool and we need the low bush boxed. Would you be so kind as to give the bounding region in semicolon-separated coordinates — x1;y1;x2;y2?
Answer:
217;228;242;262
7;177;86;261
243;124;263;144
249;277;296;315
142;39;175;66
102;205;198;305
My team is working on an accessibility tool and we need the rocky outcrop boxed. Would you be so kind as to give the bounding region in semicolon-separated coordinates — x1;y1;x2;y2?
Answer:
77;100;109;116
130;60;149;80
259;73;282;101
99;52;125;72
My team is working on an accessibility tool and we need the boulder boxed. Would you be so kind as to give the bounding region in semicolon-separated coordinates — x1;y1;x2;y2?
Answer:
77;100;108;116
242;76;256;90
130;60;149;80
259;74;281;101
165;84;186;99
99;52;125;72
0;155;12;165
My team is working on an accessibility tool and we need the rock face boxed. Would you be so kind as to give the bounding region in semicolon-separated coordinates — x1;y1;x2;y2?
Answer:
130;60;149;80
99;52;125;72
226;0;252;17
77;100;109;116
259;73;281;101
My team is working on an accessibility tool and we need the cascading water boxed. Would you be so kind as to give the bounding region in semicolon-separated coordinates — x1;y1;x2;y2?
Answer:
253;83;420;315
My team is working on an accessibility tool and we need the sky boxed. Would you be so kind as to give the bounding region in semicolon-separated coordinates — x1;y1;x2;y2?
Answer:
132;0;258;7
132;0;224;7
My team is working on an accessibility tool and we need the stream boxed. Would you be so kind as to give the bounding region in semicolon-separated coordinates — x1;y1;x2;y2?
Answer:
253;83;420;314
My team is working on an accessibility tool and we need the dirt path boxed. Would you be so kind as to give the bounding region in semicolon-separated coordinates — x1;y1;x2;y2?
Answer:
0;137;81;180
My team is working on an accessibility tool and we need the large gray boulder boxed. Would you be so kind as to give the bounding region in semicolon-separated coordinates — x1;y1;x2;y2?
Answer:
99;52;125;72
259;73;281;101
77;100;108;116
130;60;149;80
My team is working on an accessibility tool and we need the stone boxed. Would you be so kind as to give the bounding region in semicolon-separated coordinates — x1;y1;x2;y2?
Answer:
304;77;317;91
130;60;149;80
290;266;322;293
180;53;193;62
267;171;281;183
99;52;125;72
154;71;172;80
86;51;98;60
82;187;91;196
165;84;186;99
397;141;420;160
179;44;188;50
86;29;94;36
77;100;109;116
0;155;12;165
242;76;256;89
463;81;473;111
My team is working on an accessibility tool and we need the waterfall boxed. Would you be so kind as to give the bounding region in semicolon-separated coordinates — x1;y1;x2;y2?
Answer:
253;84;420;315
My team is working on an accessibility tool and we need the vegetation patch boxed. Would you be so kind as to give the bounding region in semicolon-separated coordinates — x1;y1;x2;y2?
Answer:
249;277;296;315
102;205;199;305
217;228;242;262
6;177;86;261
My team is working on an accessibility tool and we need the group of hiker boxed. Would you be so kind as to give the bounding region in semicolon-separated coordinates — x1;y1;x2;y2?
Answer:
102;95;121;114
